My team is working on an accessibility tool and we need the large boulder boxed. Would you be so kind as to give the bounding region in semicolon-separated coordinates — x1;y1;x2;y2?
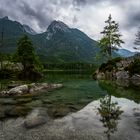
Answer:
131;74;140;80
116;71;129;79
8;85;28;95
130;74;140;86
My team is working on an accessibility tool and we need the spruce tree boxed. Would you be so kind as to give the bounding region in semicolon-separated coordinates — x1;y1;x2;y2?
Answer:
98;14;124;60
15;35;41;71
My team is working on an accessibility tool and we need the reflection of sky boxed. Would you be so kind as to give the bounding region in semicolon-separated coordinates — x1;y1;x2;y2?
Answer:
110;96;140;114
59;96;140;139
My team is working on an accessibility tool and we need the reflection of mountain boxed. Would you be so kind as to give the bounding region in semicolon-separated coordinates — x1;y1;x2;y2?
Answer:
98;95;123;140
98;80;140;103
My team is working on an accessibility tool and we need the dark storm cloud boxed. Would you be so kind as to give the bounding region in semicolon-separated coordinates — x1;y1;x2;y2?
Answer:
73;0;87;6
18;1;52;29
0;9;6;17
125;10;140;29
0;0;140;51
0;0;57;31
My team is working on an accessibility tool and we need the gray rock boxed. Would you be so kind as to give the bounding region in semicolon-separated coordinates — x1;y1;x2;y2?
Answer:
116;71;129;79
24;116;47;129
50;84;63;89
130;75;140;86
96;72;105;80
0;83;63;96
8;85;28;95
29;83;63;93
24;108;48;129
131;74;140;80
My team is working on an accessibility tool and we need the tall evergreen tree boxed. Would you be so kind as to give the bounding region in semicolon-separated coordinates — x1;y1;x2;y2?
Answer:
134;27;140;50
15;35;42;80
15;35;41;71
98;14;124;60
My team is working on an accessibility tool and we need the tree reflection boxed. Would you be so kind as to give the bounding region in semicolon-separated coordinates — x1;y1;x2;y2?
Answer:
98;95;123;140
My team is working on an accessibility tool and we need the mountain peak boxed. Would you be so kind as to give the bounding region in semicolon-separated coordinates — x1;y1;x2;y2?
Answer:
23;24;37;35
2;16;9;20
46;20;70;40
47;20;70;33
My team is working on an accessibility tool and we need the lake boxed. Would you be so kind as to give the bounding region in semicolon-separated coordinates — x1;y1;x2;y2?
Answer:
0;73;140;140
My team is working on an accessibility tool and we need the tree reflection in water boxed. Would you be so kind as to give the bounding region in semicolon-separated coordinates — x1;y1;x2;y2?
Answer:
98;95;123;140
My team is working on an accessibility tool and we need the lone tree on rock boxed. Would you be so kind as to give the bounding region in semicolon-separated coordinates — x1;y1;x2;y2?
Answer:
134;27;140;50
98;14;124;60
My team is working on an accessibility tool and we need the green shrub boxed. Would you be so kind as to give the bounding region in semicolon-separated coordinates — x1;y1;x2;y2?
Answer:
125;59;140;76
99;57;122;72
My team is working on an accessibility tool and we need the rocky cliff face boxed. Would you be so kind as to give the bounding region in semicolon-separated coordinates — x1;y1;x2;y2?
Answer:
93;55;140;82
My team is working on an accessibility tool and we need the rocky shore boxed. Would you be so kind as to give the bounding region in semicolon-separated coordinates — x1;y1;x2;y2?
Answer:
0;83;63;96
93;55;140;86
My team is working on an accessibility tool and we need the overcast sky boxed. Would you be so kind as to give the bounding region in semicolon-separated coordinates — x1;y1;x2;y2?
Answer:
0;0;140;51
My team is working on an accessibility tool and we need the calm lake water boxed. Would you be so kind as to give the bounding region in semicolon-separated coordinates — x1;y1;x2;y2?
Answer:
0;74;140;140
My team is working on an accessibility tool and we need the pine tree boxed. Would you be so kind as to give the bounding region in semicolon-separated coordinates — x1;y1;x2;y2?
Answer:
98;14;124;60
15;35;42;80
134;27;140;50
15;35;41;71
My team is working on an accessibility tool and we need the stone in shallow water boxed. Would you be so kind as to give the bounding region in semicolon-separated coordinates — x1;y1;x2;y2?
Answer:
25;100;42;107
50;106;71;118
24;116;47;129
42;99;52;104
16;98;32;104
0;98;17;105
5;106;30;117
68;105;79;111
0;107;5;119
24;108;48;129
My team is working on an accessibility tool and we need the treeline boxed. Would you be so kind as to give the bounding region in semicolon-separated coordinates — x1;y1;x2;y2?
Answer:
44;63;97;71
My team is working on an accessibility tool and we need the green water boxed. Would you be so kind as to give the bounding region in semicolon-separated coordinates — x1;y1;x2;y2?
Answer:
0;74;140;119
0;74;140;140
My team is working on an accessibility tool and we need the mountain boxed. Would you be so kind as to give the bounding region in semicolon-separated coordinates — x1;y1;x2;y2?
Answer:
0;17;100;64
35;20;100;63
0;16;116;64
23;24;37;35
0;16;27;53
115;49;136;57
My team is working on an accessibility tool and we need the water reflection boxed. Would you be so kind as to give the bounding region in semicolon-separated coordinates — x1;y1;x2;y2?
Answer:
98;95;123;140
98;80;140;103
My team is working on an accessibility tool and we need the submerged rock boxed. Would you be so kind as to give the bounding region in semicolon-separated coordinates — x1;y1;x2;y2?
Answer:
0;107;5;119
49;106;71;118
24;108;48;129
5;106;30;117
